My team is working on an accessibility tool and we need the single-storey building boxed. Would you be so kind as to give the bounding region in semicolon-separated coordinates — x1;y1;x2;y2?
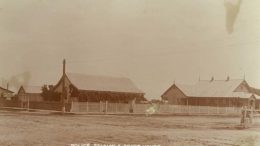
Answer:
54;73;146;103
53;60;146;104
17;85;43;104
161;77;260;109
0;86;14;100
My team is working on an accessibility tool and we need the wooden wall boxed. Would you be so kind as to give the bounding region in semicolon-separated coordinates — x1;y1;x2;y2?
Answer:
162;85;187;105
76;90;145;103
184;97;251;107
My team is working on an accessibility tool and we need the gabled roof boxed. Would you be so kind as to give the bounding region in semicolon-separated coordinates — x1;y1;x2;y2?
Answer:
65;73;144;94
0;86;13;93
249;86;260;96
164;79;250;98
178;79;245;97
254;94;260;99
20;86;42;93
231;92;254;99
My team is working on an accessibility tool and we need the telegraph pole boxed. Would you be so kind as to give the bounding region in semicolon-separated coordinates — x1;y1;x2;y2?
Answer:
61;59;66;113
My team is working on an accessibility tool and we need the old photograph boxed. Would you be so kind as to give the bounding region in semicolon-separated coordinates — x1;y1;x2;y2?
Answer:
0;0;259;146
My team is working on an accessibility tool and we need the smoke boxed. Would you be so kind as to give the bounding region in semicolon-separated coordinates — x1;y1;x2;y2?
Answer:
1;72;31;91
224;0;242;34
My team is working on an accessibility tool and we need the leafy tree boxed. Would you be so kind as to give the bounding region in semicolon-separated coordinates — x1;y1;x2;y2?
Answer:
41;85;61;102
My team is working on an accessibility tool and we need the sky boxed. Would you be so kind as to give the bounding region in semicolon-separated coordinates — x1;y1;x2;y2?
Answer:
0;0;260;99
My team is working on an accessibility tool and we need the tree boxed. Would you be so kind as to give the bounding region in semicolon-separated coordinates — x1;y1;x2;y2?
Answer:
41;85;61;102
41;85;50;101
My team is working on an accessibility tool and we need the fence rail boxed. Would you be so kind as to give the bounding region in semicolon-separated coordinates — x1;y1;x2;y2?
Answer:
0;100;248;115
71;101;242;115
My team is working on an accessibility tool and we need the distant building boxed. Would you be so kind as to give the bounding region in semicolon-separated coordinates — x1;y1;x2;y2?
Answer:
0;86;14;100
17;86;43;103
53;60;146;104
161;77;260;109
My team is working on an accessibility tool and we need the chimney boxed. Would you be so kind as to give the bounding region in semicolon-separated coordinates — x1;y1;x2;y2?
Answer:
6;83;9;90
63;59;66;76
226;75;230;81
210;76;214;82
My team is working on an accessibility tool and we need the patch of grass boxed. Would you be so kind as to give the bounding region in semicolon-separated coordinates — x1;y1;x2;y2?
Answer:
234;135;258;146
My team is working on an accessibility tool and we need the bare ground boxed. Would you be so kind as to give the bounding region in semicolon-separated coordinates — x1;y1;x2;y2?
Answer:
0;111;260;146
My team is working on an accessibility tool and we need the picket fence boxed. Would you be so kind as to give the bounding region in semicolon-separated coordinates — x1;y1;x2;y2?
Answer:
71;101;242;115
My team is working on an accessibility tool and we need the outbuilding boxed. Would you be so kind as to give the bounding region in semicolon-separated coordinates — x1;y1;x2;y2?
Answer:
0;86;14;100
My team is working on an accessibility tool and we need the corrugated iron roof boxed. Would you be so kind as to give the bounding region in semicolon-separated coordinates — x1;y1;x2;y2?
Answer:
0;86;13;93
23;86;42;93
175;79;248;98
66;73;144;94
231;92;254;99
250;86;260;96
254;94;260;99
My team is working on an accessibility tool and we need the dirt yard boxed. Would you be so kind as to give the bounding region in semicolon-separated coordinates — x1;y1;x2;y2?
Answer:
0;110;260;146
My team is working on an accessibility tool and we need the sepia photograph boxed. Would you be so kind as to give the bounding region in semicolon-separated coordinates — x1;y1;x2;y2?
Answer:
0;0;260;146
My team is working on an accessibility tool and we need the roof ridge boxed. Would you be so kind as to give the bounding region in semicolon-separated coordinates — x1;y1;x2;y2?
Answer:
171;78;246;98
66;72;129;79
0;86;13;93
65;72;143;93
22;85;42;87
199;79;244;82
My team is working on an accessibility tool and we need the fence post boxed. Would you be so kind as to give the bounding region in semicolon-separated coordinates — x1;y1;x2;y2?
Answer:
27;96;29;111
100;101;102;113
105;101;108;114
186;99;189;115
115;102;118;113
86;102;88;113
119;102;121;113
71;101;74;112
187;105;189;115
225;106;228;114
168;104;170;113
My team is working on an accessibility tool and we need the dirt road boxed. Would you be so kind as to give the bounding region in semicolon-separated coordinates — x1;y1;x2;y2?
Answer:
0;111;259;146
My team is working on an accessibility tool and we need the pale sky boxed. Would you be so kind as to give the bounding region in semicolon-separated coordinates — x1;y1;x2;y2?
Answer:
0;0;260;99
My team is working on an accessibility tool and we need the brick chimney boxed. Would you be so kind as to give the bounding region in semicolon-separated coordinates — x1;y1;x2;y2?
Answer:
210;76;214;82
226;75;230;81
